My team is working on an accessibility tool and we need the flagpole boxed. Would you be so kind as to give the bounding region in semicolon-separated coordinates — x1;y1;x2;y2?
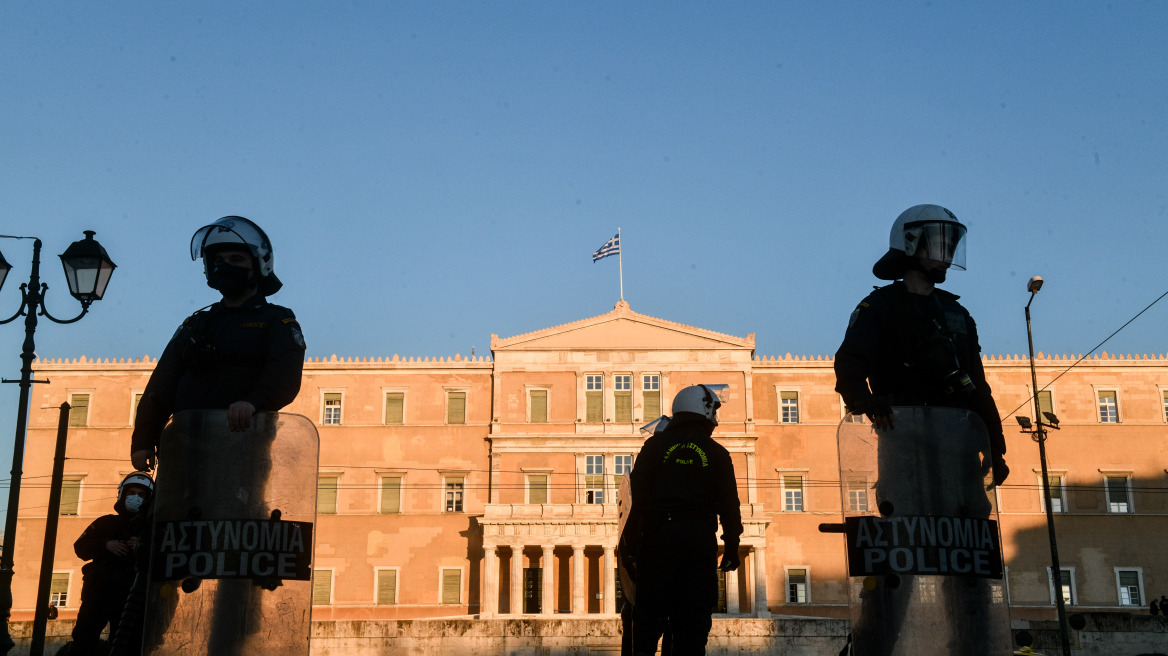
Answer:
617;227;624;301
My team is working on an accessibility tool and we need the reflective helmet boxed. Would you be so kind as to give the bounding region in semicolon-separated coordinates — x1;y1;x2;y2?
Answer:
671;384;725;425
190;216;282;295
872;204;968;281
118;471;154;504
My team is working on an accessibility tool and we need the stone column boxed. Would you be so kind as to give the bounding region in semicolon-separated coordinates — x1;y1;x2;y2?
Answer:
752;545;771;618
541;545;555;615
483;545;498;617
602;545;616;614
510;544;524;615
725;564;740;615
572;545;586;614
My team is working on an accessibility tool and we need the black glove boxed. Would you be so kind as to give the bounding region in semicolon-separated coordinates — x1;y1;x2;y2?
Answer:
857;395;894;429
719;543;740;572
991;457;1010;486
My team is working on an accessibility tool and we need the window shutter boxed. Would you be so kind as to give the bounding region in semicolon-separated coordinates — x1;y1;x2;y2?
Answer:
312;570;332;605
643;391;660;420
385;393;404;425
529;475;547;504
447;392;466;424
530;390;547;423
1038;391;1053;416
69;394;89;427
586;392;602;423
59;480;81;516
380;477;401;513
614;392;631;422
442;569;461;604
49;573;70;607
377;570;397;605
318;477;338;514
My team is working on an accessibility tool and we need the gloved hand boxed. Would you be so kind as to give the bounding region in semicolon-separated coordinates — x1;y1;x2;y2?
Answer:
131;448;156;472
991;457;1010;486
719;543;740;572
859;395;895;429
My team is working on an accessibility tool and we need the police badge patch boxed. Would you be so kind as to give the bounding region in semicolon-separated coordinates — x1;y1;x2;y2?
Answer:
290;324;306;349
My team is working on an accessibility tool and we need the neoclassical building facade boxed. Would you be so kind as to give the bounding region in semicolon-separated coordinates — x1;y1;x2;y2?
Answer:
10;301;1168;624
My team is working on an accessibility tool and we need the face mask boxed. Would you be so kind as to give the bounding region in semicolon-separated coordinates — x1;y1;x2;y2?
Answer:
124;494;145;513
206;263;255;295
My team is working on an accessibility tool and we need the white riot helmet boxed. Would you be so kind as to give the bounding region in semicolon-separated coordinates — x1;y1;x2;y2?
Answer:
118;471;154;512
671;384;727;425
872;204;967;281
190;216;282;295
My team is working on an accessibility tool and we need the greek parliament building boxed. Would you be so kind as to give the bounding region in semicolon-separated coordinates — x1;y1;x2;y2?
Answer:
9;301;1168;628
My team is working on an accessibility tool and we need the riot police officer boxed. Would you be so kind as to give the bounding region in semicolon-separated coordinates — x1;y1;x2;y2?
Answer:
626;384;742;656
131;216;305;470
71;472;153;655
834;204;1008;485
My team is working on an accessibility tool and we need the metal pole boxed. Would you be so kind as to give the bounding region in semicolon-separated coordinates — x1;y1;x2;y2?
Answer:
0;240;44;653
1026;296;1073;656
29;403;69;656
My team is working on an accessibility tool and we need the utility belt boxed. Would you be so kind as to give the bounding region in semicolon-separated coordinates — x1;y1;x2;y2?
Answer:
653;508;715;523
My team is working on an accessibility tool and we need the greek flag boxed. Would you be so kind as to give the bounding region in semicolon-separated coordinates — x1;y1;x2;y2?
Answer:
592;233;620;262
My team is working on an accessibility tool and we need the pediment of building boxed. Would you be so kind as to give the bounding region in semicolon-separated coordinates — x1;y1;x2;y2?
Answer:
491;301;755;352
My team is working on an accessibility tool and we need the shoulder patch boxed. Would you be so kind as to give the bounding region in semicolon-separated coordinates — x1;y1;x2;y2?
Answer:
282;317;297;324
848;305;865;328
289;323;306;349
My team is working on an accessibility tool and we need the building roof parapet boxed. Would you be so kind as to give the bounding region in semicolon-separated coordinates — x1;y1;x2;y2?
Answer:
751;352;1168;365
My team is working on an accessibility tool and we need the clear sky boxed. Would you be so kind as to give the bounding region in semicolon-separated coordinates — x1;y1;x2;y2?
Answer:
1;2;1166;513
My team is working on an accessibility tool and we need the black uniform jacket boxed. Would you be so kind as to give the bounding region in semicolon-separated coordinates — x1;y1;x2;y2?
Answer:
74;505;144;589
131;296;305;453
834;281;1006;459
626;414;743;559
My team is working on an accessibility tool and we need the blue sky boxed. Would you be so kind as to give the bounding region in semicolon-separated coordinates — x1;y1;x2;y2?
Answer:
1;2;1166;510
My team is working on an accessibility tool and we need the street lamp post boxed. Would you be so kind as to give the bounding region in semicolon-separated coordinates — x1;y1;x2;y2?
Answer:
1019;276;1073;656
0;231;115;653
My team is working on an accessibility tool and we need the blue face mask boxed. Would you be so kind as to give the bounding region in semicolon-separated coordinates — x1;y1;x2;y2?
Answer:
124;494;145;513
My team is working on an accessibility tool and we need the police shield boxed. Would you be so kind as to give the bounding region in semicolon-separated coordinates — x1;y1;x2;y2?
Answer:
142;410;319;656
836;406;1010;656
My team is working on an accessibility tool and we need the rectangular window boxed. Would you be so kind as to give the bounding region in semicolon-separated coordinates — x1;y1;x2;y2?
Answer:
441;568;462;604
379;476;401;514
312;569;333;605
376;569;397;605
1117;569;1143;606
614;454;633;492
68;394;90;427
585;455;604;504
1105;475;1131;513
846;478;869;512
1097;390;1118;423
787;568;808;603
444;477;464;512
132;393;143;426
1043;474;1066;513
782;475;804;512
317;476;338;514
1163;390;1168;423
1038;390;1054;417
447;392;466;425
1049;567;1075;605
384;392;404;425
529;389;548;423
322;393;342;425
59;478;82;516
643;375;661;419
585;375;603;423
527;474;548;504
780;391;800;423
49;573;70;608
614;375;632;422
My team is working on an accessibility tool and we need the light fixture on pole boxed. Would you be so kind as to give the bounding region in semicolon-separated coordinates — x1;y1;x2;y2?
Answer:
1017;275;1073;656
0;232;115;653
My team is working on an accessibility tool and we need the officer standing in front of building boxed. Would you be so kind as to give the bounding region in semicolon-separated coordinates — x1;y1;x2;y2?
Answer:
834;204;1008;484
131;215;306;470
626;384;742;656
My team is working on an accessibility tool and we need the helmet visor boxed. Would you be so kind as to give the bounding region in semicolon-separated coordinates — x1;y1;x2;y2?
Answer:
190;217;271;261
903;222;967;270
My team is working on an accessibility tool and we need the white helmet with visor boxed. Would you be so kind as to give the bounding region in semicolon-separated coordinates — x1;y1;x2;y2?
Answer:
190;216;282;294
873;204;967;280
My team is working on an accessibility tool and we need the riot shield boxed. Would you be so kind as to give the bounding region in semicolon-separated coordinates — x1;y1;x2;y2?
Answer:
836;406;1010;656
142;410;319;656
